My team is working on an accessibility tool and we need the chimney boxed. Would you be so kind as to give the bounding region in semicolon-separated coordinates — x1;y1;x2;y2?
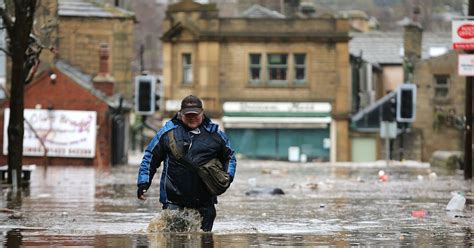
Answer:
403;6;423;82
403;6;423;61
92;43;115;96
283;0;300;18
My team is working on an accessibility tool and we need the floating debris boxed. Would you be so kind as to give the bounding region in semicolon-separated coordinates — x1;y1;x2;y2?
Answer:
378;170;389;182
411;209;428;218
245;187;285;196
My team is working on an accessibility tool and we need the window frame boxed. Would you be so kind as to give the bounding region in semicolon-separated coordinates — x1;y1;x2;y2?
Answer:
182;53;193;85
293;53;307;85
267;53;288;86
249;53;262;85
433;74;449;99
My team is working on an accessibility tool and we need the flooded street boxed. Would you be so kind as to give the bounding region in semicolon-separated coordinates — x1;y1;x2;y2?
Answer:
1;159;473;247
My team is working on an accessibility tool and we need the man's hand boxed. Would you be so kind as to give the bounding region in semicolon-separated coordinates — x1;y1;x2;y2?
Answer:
137;183;150;201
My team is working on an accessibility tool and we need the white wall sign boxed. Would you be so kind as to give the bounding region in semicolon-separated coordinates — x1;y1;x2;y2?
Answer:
452;20;474;50
458;54;474;76
3;109;97;158
223;102;332;113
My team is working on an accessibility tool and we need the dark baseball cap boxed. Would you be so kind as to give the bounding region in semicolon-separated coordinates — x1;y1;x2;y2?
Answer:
180;95;203;114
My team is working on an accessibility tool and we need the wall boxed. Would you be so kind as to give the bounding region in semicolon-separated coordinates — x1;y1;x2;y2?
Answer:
58;17;134;99
410;51;464;161
0;68;112;167
382;66;404;93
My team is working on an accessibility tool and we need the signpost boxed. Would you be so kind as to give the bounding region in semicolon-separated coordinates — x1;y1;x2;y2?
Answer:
453;14;474;180
380;121;397;165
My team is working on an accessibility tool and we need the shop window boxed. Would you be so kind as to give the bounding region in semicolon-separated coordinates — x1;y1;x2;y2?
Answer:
434;75;449;98
268;54;288;85
294;53;306;85
249;54;262;85
182;53;192;85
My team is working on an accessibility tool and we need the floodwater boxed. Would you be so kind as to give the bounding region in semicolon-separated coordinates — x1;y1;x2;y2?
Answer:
1;159;473;247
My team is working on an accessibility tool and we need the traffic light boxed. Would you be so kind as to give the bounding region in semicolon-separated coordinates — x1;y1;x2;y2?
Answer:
396;84;417;122
134;75;156;115
382;96;396;122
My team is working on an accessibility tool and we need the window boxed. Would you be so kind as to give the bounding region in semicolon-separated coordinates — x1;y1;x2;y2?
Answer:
268;54;288;84
294;54;306;84
248;53;307;87
249;54;261;84
182;53;192;84
434;75;449;98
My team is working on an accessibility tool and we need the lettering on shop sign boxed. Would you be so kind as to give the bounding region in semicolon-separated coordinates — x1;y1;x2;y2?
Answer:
3;109;97;158
223;102;332;113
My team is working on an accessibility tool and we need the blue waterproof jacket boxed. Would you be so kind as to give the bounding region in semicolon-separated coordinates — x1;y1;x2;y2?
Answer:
137;114;237;208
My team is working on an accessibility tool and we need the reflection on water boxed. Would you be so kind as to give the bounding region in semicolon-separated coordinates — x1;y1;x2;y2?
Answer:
1;160;473;247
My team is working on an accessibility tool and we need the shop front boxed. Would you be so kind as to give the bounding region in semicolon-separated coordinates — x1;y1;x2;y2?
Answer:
222;102;332;161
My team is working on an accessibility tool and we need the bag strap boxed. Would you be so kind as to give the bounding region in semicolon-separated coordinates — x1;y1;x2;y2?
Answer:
167;130;197;171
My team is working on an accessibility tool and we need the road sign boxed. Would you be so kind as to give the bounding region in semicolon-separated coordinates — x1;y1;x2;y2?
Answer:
452;20;474;50
458;54;474;76
380;121;397;139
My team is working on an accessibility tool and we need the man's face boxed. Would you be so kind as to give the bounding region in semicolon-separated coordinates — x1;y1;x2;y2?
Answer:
181;111;204;129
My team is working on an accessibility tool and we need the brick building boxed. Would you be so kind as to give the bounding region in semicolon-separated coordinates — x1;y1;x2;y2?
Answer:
0;51;130;167
161;0;351;161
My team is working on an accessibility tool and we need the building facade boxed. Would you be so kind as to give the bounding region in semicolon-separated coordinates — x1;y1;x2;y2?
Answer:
409;50;466;161
349;25;452;162
34;0;135;99
0;59;130;167
161;0;351;161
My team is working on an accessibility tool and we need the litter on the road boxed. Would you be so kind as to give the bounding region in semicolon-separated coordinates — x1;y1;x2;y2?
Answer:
411;210;428;218
446;192;466;211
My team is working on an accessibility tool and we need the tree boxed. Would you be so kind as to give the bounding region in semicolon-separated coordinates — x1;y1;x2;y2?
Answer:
0;0;38;187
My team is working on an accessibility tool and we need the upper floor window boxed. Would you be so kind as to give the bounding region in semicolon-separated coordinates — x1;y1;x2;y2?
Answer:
182;53;192;85
294;53;306;84
247;53;307;87
268;54;288;84
434;75;449;98
249;54;261;84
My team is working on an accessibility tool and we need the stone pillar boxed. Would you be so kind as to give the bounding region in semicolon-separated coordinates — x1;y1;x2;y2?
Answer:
334;41;351;161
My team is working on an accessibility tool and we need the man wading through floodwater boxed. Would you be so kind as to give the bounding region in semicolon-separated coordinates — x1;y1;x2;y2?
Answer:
137;95;237;231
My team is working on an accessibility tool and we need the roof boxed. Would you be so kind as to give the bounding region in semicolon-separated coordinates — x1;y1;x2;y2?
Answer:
55;60;131;110
166;0;218;13
349;31;451;65
241;4;285;19
58;0;134;18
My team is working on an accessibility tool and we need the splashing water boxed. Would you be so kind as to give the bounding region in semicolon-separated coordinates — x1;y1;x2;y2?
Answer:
147;209;202;233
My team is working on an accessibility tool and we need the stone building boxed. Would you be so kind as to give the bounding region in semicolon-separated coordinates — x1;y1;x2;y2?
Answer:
35;0;135;98
409;50;465;161
161;0;351;161
348;23;451;162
